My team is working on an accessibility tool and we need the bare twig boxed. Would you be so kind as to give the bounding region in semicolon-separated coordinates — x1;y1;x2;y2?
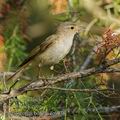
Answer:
80;51;95;70
0;58;120;102
0;72;31;80
39;86;120;93
87;105;120;113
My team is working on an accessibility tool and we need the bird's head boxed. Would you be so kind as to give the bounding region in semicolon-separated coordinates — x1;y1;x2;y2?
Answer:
57;22;84;35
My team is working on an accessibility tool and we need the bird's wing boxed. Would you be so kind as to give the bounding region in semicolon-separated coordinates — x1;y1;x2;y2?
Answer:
19;34;57;67
7;34;58;82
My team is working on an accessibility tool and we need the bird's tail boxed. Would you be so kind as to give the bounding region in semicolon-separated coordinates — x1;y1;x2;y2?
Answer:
7;62;29;82
7;51;39;81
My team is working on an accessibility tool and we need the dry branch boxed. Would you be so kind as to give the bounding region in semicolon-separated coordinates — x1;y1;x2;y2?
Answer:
87;105;120;113
0;57;120;102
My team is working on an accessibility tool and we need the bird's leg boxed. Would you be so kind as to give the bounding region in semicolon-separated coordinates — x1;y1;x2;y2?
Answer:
63;58;69;72
37;63;41;79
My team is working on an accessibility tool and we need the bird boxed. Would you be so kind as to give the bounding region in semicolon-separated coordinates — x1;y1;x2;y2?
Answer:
7;22;84;81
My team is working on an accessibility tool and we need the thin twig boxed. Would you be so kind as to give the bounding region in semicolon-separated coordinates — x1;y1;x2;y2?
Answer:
0;66;120;102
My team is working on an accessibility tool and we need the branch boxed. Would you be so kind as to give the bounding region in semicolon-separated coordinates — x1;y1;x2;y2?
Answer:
0;72;31;80
80;51;95;70
87;105;120;113
0;57;119;102
0;62;120;102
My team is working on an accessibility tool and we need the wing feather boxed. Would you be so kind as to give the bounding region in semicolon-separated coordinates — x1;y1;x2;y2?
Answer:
19;34;57;67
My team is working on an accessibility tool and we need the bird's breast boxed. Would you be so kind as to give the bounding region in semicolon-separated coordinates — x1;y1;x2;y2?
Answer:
39;36;73;65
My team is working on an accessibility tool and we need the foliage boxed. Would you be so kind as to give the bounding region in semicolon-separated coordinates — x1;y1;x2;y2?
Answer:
0;0;120;119
5;26;27;71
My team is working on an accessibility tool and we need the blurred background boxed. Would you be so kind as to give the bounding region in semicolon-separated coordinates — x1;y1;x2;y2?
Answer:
0;0;120;119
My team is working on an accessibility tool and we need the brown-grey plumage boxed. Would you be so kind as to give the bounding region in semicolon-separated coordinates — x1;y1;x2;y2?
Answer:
7;22;83;81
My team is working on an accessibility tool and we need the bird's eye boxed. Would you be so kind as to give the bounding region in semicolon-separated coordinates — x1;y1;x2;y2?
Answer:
70;26;74;29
